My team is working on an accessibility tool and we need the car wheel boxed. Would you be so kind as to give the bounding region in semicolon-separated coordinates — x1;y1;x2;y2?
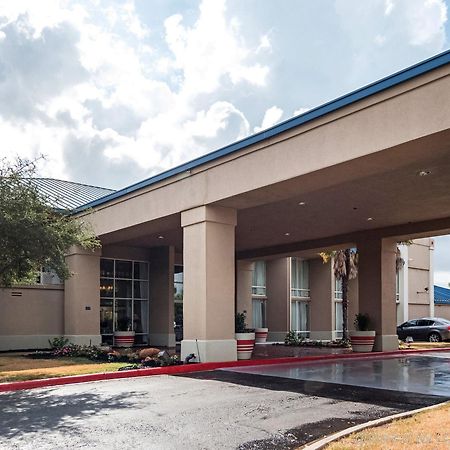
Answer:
428;332;441;343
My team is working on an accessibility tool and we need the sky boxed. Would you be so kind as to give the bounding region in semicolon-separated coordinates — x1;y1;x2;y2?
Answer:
0;0;449;285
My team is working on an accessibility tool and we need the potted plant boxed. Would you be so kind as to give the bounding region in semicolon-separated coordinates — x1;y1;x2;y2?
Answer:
235;311;255;360
114;318;135;348
255;326;269;343
349;313;375;352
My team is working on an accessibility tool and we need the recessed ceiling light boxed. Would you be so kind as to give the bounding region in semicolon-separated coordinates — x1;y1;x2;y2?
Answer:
284;232;291;236
418;170;432;177
157;235;165;239
298;201;306;206
367;217;374;221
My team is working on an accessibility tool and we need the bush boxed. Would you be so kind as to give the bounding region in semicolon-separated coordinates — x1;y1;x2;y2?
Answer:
48;336;69;349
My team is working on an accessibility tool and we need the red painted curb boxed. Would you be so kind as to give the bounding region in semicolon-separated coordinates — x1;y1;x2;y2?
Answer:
1;346;449;393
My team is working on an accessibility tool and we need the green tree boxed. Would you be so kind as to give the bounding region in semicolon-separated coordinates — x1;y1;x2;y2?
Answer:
0;157;100;286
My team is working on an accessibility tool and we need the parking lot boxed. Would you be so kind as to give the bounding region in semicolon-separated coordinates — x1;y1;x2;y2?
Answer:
0;352;449;449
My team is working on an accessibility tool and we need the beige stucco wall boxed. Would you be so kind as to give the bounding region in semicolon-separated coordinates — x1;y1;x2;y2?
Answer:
435;304;450;320
0;285;64;350
309;258;333;340
266;258;290;341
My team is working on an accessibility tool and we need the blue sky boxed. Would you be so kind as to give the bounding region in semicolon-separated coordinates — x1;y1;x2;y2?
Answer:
0;0;449;285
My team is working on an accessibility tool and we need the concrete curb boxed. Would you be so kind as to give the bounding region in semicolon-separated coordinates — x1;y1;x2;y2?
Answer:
301;400;450;449
1;346;449;393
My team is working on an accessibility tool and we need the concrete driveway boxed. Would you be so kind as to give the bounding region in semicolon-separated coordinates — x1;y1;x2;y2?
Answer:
0;352;448;449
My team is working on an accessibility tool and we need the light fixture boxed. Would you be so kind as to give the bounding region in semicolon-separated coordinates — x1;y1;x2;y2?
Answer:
284;232;290;236
418;170;432;177
367;217;374;221
157;235;165;239
298;201;306;206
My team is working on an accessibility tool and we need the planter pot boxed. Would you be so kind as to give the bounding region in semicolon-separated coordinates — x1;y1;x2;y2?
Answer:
349;330;376;352
235;332;255;360
254;328;269;343
114;331;135;348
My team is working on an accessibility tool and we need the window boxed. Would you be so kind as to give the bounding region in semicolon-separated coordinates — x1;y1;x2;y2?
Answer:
252;261;266;296
334;277;343;338
252;298;266;328
291;258;310;298
291;300;310;337
36;267;61;285
174;266;183;342
100;258;149;346
291;258;310;337
251;261;267;329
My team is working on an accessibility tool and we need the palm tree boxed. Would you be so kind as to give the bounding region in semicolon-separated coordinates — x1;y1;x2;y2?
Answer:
320;249;358;341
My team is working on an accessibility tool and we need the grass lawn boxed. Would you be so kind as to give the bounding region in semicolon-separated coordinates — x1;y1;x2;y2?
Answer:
0;352;129;383
326;402;450;449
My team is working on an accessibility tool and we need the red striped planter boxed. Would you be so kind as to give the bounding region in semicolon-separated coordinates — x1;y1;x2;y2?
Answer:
235;332;255;360
350;331;376;353
255;328;269;343
114;331;135;348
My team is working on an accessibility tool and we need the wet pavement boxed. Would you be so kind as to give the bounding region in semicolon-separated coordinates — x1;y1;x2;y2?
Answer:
223;351;450;398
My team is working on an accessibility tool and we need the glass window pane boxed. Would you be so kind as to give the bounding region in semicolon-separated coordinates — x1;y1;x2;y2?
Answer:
134;281;148;299
115;300;133;331
116;279;132;298
100;299;113;335
134;262;149;280
133;301;148;334
100;279;114;298
115;260;132;279
291;301;309;332
252;261;266;296
252;299;266;328
335;302;343;331
100;259;114;278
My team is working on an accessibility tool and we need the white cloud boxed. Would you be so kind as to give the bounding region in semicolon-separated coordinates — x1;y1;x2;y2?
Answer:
0;0;270;187
254;106;283;132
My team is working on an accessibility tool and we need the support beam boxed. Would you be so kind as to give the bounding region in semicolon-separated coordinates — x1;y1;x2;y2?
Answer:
149;246;176;347
181;206;237;362
357;238;398;351
64;246;101;346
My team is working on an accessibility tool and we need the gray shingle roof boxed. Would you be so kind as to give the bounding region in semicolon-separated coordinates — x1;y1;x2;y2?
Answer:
32;178;115;211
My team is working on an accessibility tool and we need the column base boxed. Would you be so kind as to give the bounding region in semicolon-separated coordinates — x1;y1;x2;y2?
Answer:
310;331;335;340
374;334;399;352
65;335;102;346
181;339;237;362
149;333;176;348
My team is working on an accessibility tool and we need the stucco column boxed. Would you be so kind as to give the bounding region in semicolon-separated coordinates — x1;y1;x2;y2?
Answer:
180;205;237;362
357;238;398;351
64;245;101;346
149;246;176;347
266;258;290;341
236;260;254;328
309;258;334;340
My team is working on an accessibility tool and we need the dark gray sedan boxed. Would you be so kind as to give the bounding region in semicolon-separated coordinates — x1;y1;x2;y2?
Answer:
397;317;450;342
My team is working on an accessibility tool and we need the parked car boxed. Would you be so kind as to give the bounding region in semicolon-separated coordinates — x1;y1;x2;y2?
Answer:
397;317;450;342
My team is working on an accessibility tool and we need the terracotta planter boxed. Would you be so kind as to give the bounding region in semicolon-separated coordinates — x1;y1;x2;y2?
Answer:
235;332;255;360
114;331;135;348
255;327;269;343
349;330;376;352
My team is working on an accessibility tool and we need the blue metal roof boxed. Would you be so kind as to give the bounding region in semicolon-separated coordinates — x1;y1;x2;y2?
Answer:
32;178;115;211
74;48;450;214
435;285;450;305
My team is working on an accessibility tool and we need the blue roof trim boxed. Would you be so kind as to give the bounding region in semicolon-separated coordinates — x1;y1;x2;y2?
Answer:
75;49;450;213
435;285;450;304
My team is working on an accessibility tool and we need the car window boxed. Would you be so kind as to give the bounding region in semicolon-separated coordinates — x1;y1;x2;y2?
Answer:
403;320;417;327
417;319;433;326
